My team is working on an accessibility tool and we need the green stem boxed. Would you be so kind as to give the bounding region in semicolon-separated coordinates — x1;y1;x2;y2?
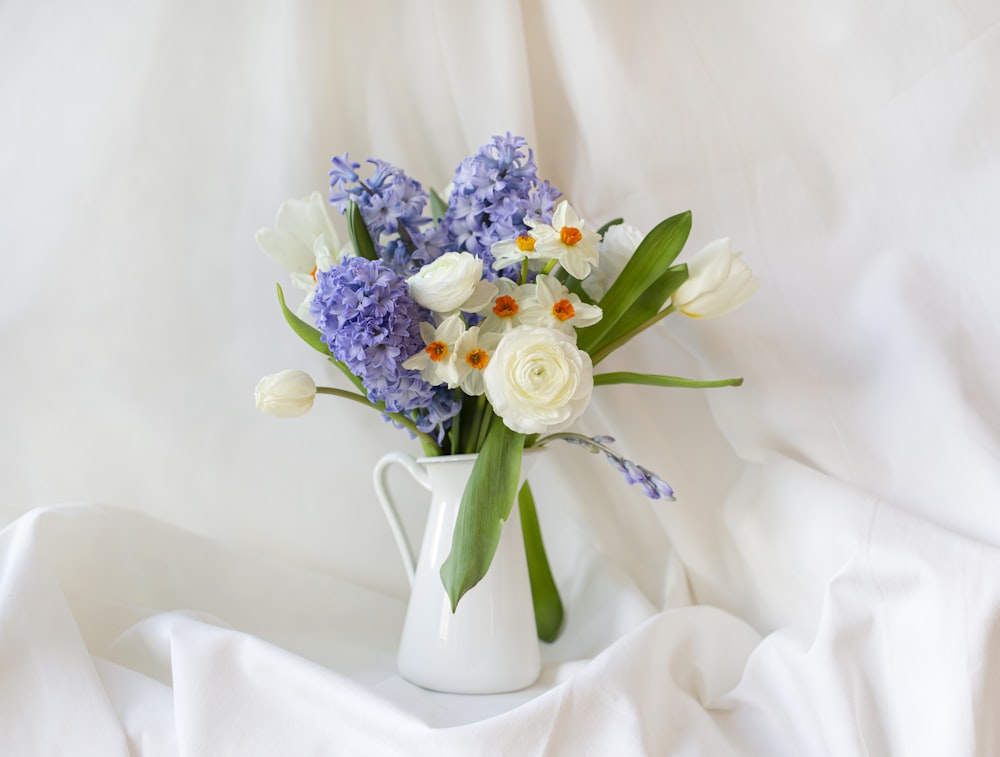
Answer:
540;259;559;276
590;305;675;365
475;401;494;452
315;387;440;450
520;259;529;285
464;394;487;454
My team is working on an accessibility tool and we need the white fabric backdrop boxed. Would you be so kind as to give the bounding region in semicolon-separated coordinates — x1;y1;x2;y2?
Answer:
2;1;999;754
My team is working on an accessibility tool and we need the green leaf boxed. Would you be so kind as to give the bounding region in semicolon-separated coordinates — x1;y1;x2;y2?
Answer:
429;188;448;223
577;211;692;354
276;284;366;394
519;481;563;642
348;200;378;260
605;264;687;341
440;422;526;612
276;283;331;356
593;371;744;389
588;264;688;364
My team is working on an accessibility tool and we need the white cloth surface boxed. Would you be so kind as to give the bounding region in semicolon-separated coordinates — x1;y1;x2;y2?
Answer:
2;1;999;754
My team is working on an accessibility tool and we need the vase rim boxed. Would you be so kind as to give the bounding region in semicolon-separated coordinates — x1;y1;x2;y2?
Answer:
416;447;546;465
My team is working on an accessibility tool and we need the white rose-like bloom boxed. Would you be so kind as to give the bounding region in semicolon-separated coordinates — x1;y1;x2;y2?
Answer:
255;370;317;418
406;251;498;314
670;238;760;318
484;326;594;435
582;222;644;301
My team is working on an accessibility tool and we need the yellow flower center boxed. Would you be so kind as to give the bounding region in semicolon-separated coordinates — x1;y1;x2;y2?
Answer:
560;226;582;246
465;349;489;370
552;299;575;321
516;234;536;252
493;295;519;318
425;341;448;362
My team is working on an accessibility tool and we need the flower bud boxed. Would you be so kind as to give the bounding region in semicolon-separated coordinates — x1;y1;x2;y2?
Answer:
255;370;316;418
670;238;759;318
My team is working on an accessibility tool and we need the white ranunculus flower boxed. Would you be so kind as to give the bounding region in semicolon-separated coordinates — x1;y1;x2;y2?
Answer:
582;222;644;301
406;251;498;314
483;326;594;435
255;191;353;318
670;238;760;319
255;370;317;418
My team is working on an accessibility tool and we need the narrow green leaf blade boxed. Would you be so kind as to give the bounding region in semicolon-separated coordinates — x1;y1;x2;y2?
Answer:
276;283;330;356
429;188;448;223
348;200;378;261
440;422;526;611
577;211;692;354
588;264;688;364
593;371;744;389
605;264;687;342
519;481;563;642
276;284;367;393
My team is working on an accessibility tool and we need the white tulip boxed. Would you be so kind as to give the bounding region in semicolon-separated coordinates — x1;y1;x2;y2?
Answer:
582;222;644;301
406;251;498;314
254;370;317;418
255;191;352;319
670;238;759;318
484;326;593;435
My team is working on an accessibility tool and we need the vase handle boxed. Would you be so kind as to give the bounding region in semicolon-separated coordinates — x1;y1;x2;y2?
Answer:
372;451;432;588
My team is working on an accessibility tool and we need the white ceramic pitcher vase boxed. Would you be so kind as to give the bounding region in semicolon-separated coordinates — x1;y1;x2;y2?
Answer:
372;449;542;694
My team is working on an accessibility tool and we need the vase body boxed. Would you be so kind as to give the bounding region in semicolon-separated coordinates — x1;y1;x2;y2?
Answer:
373;450;542;694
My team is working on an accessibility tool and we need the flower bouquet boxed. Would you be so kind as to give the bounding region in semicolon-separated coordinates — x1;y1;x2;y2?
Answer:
255;134;757;644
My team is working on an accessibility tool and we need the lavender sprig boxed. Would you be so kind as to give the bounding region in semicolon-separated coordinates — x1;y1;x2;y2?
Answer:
533;433;675;501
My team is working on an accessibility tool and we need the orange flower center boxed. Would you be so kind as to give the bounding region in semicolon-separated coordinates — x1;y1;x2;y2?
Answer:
310;265;319;282
559;226;582;246
465;349;489;370
552;299;575;321
425;341;448;362
493;295;519;318
516;234;536;252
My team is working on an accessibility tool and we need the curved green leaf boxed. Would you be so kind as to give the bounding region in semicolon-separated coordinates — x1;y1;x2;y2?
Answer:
276;283;330;356
348;200;378;260
440;422;526;611
519;481;563;642
578;211;692;354
430;188;448;223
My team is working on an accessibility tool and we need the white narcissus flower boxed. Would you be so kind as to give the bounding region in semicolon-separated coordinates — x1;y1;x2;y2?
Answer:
490;231;544;271
406;252;498;314
519;274;602;335
478;277;536;335
401;314;467;386
582;222;644;301
670;238;760;319
255;191;353;318
483;325;594;435
255;370;317;418
523;201;601;279
452;327;501;396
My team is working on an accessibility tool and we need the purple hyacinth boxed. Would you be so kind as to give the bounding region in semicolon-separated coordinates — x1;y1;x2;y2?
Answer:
442;133;563;277
329;155;446;277
309;257;459;440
